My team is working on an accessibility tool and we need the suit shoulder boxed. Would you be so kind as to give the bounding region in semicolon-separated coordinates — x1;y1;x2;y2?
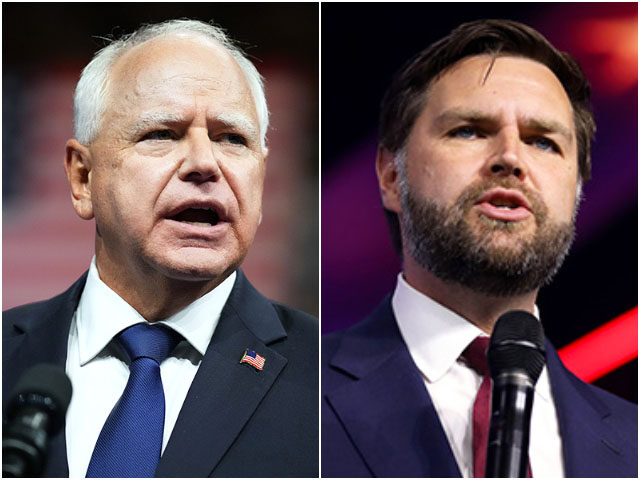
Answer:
551;343;637;419
3;273;87;338
584;380;637;419
322;328;346;364
4;295;61;317
4;299;47;323
547;349;638;454
4;295;65;337
322;294;395;368
267;301;318;369
271;301;318;337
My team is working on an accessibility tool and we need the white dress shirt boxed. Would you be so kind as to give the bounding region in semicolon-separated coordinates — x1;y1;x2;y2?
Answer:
392;274;565;477
65;257;235;478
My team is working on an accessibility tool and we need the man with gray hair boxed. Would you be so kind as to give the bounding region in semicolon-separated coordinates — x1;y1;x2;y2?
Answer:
4;19;317;477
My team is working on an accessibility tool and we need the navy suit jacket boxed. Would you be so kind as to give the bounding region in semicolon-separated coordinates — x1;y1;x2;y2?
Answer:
3;270;318;477
322;296;637;477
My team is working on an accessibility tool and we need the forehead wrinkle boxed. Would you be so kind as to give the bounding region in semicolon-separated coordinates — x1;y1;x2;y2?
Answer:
132;73;228;100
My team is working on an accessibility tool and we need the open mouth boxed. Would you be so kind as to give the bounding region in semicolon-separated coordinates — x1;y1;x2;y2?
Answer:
169;207;220;227
488;197;521;210
476;189;530;210
474;188;531;222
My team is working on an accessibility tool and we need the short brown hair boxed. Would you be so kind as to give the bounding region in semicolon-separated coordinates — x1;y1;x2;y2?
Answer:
379;19;596;254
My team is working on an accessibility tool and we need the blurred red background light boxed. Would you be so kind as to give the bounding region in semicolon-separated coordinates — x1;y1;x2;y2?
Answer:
558;307;638;383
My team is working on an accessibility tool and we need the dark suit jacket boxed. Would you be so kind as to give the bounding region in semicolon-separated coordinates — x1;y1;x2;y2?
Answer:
3;269;318;477
322;296;637;478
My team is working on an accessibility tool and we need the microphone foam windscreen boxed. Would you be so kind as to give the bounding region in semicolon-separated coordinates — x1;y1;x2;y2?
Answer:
488;310;546;383
8;364;73;433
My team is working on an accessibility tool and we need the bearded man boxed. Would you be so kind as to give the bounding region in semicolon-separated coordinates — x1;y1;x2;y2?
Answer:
322;19;637;478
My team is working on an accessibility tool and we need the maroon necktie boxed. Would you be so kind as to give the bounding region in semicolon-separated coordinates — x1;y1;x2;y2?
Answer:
463;336;491;478
463;336;533;478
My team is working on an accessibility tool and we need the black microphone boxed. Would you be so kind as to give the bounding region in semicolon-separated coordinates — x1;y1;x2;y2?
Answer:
485;310;545;478
3;364;73;477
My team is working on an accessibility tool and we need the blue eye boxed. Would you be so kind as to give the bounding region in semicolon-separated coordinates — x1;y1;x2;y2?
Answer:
449;126;478;139
530;137;558;152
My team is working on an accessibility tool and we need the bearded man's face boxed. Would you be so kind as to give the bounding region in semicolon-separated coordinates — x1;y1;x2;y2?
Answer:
400;175;576;295
385;55;581;294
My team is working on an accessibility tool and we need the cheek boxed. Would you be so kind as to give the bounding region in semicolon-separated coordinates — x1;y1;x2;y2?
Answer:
94;178;143;228
221;158;265;212
93;160;168;226
242;169;266;219
539;171;578;222
539;152;579;212
406;144;476;205
558;182;580;220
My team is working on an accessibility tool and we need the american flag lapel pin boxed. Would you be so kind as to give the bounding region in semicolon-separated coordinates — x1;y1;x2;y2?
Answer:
240;349;266;371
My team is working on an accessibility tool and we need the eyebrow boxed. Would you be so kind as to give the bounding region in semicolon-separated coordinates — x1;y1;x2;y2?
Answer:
434;109;493;129
130;112;187;138
129;111;259;140
215;112;259;140
521;117;573;143
434;108;574;143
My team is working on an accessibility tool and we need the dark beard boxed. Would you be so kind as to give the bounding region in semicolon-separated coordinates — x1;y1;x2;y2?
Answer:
400;178;576;296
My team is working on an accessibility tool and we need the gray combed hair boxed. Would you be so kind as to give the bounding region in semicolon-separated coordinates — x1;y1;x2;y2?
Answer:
73;19;269;148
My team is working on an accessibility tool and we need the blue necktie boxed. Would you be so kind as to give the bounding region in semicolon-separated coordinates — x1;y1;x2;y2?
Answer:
86;323;180;477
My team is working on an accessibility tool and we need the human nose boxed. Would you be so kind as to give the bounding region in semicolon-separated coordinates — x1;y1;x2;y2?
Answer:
178;130;220;183
485;127;527;181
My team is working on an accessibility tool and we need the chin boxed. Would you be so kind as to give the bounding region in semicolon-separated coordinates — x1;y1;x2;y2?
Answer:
151;248;245;283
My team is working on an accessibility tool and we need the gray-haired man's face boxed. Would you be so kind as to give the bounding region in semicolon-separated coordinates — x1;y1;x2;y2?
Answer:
68;35;267;289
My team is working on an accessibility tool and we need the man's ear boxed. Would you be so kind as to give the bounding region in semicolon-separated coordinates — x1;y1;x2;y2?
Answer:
260;146;269;176
64;139;95;220
376;146;402;213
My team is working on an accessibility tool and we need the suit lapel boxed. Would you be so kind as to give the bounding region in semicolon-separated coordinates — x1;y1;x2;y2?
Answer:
325;298;461;478
546;342;635;477
156;271;288;477
3;272;87;478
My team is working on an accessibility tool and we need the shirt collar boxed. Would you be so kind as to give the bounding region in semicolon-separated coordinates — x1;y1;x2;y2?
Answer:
392;273;483;383
392;273;551;401
76;257;236;365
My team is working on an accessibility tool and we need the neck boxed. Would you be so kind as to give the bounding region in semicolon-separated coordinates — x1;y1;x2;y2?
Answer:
94;243;227;322
403;257;538;335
